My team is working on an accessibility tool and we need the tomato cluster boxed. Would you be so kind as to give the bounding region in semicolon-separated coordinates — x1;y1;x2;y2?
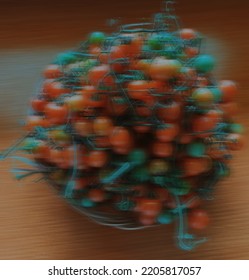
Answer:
21;14;243;246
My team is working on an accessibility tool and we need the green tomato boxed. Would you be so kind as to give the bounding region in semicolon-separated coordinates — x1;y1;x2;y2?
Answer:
89;32;106;45
193;54;216;73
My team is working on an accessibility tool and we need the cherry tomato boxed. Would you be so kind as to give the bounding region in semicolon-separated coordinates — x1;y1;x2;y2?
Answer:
44;103;69;125
31;98;47;113
149;57;182;81
219;102;238;119
184;47;199;58
107;96;128;116
88;65;114;88
192;88;214;107
157;101;182;122
88;189;106;202
93;117;113;136
226;133;244;151
88;150;108;168
74;177;90;190
179;28;197;40
192;114;217;138
110;45;129;73
65;95;87;111
155;124;180;142
182;156;211;176
73;120;93;137
43;64;63;79
188;208;210;230
139;214;156;226
152;141;173;158
25;116;50;131
109;126;133;147
219;80;238;102
43;81;69;99
137;198;163;217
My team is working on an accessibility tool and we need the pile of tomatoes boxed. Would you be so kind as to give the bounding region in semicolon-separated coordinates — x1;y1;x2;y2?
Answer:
23;19;243;245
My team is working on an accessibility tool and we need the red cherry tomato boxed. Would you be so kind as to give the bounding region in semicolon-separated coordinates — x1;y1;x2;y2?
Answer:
93;117;113;136
88;65;114;88
43;64;63;79
152;141;173;158
88;189;106;202
43;81;69;99
157;101;182;122
88;150;108;168
110;45;129;73
25;116;50;131
180;28;197;40
44;103;69;125
31;98;47;113
188;209;210;230
182;157;211;176
155;124;180;142
137;198;162;216
219;80;238;102
109;127;133;147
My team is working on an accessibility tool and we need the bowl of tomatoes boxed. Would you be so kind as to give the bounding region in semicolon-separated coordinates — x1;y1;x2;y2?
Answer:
3;5;243;251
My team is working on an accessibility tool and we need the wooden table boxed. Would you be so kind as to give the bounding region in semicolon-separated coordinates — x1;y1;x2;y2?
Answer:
0;0;248;259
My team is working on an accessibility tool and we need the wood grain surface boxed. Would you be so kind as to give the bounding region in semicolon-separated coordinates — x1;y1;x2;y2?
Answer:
0;0;248;260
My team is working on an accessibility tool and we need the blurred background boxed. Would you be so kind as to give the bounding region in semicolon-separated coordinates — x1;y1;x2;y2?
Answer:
0;0;248;259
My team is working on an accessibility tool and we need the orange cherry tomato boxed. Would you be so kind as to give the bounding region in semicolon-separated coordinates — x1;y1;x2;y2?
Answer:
157;101;182;122
43;81;69;99
219;80;238;102
88;150;108;168
179;28;197;40
88;64;114;88
136;59;151;76
93;117;113;136
88;189;106;202
152;141;173;158
155;124;180;142
65;95;87;111
31;98;47;113
149;57;182;81
43;64;63;79
25;116;50;131
188;208;210;230
44;103;69;125
73;120;93;137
